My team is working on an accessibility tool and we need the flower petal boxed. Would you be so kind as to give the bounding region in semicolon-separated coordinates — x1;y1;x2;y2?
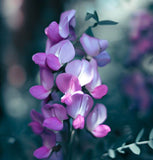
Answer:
40;67;54;90
58;40;75;64
91;84;108;99
80;33;108;56
59;9;76;38
29;85;51;99
33;146;51;159
46;54;61;71
85;58;101;91
32;53;46;67
87;104;107;131
56;73;81;94
67;93;93;118
91;124;111;138
66;59;93;86
42;104;68;121
28;122;44;134
73;114;85;129
45;39;53;53
94;51;111;67
45;21;62;43
43;117;63;131
30;109;44;123
41;130;56;148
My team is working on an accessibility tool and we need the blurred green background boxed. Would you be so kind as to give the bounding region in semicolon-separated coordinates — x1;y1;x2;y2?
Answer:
0;0;153;159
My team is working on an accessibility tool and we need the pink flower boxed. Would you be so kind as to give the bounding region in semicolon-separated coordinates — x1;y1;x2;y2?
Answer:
56;73;82;105
42;103;68;131
32;39;75;71
29;67;54;100
29;109;44;135
33;130;56;159
86;59;108;99
65;59;93;86
67;93;93;129
45;9;76;46
46;40;75;71
80;33;110;67
86;104;111;138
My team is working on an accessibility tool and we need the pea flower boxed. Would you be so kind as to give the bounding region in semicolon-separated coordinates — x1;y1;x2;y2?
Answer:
46;40;75;71
65;59;93;86
45;9;76;46
29;67;54;99
86;104;111;138
32;39;75;71
80;33;110;67
66;93;93;129
28;109;44;135
86;59;108;99
42;103;68;131
33;130;56;159
56;73;82;105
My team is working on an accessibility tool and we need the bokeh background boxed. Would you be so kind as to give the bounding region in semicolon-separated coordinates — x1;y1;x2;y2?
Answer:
0;0;153;159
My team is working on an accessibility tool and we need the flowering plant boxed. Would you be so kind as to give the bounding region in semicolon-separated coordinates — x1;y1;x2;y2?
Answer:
29;9;114;160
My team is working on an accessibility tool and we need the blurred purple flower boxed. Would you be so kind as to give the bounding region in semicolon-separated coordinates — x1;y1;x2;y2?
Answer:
86;104;111;138
42;103;68;131
86;59;108;99
122;72;151;112
67;93;93;129
29;67;54;99
56;73;82;105
80;33;110;67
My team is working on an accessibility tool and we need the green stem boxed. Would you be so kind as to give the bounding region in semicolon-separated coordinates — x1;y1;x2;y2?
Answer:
101;140;151;158
68;129;76;160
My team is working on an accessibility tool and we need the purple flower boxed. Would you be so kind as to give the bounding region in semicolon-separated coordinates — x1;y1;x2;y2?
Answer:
46;40;75;71
29;109;44;135
42;103;68;131
45;9;76;45
29;67;54;99
67;93;93;129
59;9;76;40
65;59;93;86
32;40;75;71
86;104;111;138
45;21;63;45
56;73;82;105
80;33;110;67
33;130;56;159
86;59;108;99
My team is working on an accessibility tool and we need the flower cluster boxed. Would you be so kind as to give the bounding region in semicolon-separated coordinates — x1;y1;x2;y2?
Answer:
29;9;111;159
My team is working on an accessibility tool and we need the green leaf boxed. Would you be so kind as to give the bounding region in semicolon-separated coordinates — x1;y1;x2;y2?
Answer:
85;11;99;22
136;129;144;142
129;144;141;155
98;20;118;25
149;128;153;140
93;11;99;22
117;148;125;154
85;12;94;21
148;140;153;149
108;149;116;159
85;27;94;37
